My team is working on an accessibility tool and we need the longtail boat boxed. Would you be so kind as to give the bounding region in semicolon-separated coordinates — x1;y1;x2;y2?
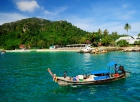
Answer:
47;61;129;86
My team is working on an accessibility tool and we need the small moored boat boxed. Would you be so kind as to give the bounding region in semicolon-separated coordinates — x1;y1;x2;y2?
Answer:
47;61;129;86
78;44;93;53
1;50;6;55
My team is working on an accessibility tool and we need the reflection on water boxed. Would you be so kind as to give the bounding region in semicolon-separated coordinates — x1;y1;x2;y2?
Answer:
49;79;130;102
83;53;91;63
53;78;127;95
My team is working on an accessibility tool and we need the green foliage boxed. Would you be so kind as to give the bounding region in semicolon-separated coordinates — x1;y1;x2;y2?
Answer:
0;18;88;49
103;29;109;36
134;41;140;45
0;17;127;49
101;36;112;46
116;40;129;47
138;33;140;37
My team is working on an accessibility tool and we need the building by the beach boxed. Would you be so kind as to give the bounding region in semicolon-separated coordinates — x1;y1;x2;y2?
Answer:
116;36;140;44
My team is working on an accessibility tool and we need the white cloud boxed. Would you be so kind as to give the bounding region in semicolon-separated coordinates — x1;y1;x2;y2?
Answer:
129;22;140;35
44;10;57;16
55;6;68;13
64;16;94;31
65;15;140;36
44;6;67;16
16;1;40;12
39;6;68;20
0;13;28;25
1;0;139;36
114;10;136;20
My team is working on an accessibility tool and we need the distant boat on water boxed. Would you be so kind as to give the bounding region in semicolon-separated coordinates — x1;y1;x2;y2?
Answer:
78;44;93;53
1;50;6;55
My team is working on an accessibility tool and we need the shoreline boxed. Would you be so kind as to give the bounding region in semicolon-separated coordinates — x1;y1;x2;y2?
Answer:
5;48;80;52
4;46;140;52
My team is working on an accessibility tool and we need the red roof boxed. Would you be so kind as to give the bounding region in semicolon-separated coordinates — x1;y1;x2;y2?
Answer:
19;44;25;49
85;40;91;44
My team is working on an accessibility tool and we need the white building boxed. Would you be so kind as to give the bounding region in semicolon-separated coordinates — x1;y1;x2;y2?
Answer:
116;36;140;44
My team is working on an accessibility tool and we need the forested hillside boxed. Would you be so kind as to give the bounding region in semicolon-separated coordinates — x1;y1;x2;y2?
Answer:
0;18;88;49
0;17;123;50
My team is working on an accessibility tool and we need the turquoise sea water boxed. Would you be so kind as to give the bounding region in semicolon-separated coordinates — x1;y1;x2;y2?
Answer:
0;51;140;102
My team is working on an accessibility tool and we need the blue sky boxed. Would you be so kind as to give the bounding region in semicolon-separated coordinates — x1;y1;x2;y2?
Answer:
0;0;140;36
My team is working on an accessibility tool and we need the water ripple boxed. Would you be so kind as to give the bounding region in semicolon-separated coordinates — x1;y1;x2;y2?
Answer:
0;52;140;102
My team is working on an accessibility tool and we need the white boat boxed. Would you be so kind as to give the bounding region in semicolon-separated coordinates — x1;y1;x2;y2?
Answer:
1;50;6;55
78;45;93;53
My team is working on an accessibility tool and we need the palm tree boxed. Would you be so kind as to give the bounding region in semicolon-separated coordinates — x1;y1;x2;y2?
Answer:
103;29;109;36
97;29;102;35
87;33;95;43
124;23;131;35
138;33;140;38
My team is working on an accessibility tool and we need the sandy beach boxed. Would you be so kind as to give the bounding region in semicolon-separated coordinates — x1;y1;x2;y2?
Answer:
4;46;140;52
5;48;81;52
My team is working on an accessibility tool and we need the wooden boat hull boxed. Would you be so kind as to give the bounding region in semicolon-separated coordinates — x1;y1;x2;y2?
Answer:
47;65;129;86
55;74;126;86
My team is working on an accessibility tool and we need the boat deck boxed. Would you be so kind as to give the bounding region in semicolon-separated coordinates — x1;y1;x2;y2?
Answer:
57;74;121;82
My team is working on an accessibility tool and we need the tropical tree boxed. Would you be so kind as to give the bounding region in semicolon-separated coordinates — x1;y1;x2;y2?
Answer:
86;33;95;43
103;29;109;36
124;23;131;35
117;40;129;47
97;29;102;41
97;29;102;36
101;36;112;46
138;33;140;38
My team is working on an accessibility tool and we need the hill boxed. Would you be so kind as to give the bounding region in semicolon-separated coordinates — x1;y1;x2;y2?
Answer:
0;17;88;50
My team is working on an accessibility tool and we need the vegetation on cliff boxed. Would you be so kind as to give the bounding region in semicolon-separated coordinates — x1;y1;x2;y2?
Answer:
0;17;124;50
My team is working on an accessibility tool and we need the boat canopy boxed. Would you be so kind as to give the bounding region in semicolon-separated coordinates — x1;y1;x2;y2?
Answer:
107;61;117;67
90;70;109;75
